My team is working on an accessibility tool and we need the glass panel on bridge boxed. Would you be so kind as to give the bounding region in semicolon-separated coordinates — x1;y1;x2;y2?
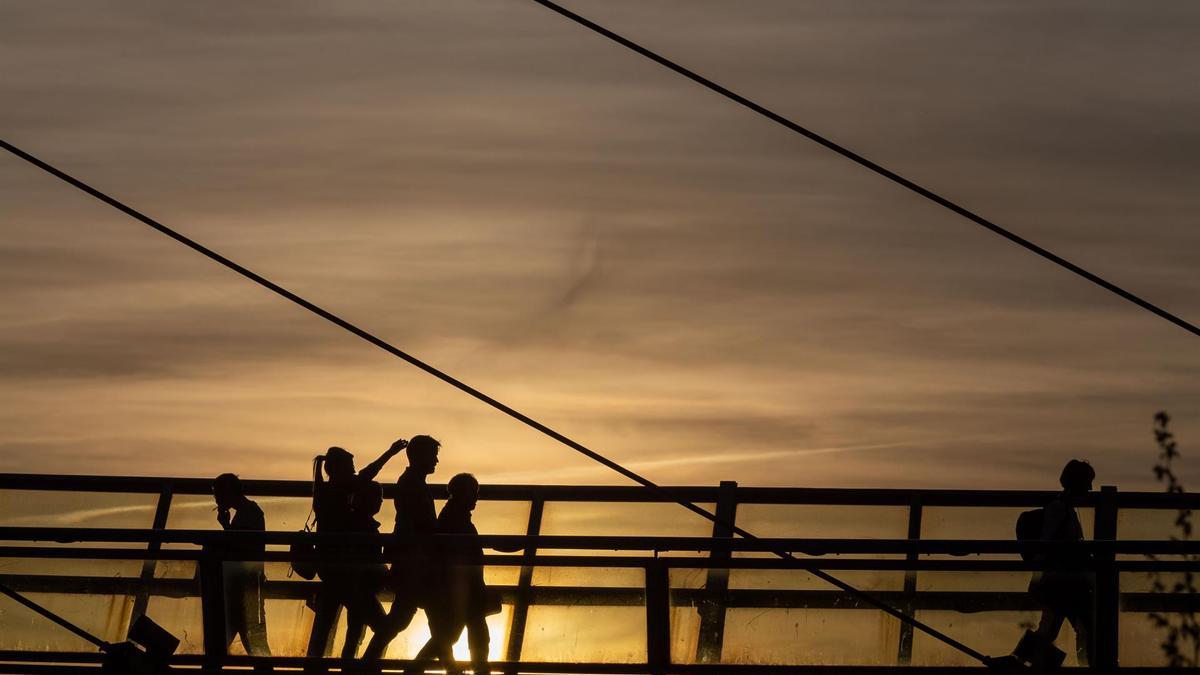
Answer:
1118;507;1188;541
0;588;132;653
0;489;159;531
736;504;909;540
669;567;903;666
0;489;157;578
539;501;717;538
0;554;197;654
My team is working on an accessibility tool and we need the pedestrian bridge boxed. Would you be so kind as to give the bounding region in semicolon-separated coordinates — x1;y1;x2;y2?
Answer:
0;473;1196;673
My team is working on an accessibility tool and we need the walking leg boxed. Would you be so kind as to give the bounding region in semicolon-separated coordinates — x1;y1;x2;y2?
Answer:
466;614;490;675
1068;610;1094;667
306;590;342;658
362;597;417;660
434;620;465;675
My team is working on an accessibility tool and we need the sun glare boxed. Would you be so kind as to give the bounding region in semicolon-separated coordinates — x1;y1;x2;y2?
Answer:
374;605;512;662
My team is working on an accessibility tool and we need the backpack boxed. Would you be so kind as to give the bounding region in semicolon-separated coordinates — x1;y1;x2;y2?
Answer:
1015;508;1045;562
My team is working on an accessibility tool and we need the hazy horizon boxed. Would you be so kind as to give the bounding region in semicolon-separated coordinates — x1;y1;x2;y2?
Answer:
2;1;1199;491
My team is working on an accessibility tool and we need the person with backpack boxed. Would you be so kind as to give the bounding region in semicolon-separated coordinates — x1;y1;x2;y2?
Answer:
1000;459;1096;669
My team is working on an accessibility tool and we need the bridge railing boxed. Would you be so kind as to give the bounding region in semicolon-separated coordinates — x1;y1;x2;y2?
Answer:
1;473;1198;672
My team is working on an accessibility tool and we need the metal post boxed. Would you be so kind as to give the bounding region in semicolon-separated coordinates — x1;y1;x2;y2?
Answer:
696;481;737;663
198;547;226;670
504;497;545;674
645;559;671;675
1094;485;1119;670
131;484;173;622
897;493;923;665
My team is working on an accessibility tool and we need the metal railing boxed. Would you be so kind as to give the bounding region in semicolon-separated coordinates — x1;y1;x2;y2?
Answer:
2;473;1199;673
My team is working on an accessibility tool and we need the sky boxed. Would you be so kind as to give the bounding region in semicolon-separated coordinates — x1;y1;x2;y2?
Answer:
1;0;1199;490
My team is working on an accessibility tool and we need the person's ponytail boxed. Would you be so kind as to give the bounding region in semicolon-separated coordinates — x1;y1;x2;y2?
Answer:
289;455;324;581
311;455;326;519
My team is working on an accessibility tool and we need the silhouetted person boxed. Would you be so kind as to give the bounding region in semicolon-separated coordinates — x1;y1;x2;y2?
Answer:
1030;459;1096;666
340;480;389;659
305;441;406;661
996;459;1097;670
362;435;441;661
212;473;271;660
409;473;493;675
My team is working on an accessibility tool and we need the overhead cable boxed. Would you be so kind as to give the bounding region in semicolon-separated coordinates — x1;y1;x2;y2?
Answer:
526;0;1200;339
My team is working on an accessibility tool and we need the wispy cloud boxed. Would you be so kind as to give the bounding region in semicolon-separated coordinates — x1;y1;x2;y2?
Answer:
487;437;983;484
0;497;297;527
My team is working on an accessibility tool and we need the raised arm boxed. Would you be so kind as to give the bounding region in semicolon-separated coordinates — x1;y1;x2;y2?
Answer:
359;438;408;482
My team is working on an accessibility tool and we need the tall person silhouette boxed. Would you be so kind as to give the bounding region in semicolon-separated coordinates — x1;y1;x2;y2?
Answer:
305;441;406;662
362;435;441;661
211;473;272;661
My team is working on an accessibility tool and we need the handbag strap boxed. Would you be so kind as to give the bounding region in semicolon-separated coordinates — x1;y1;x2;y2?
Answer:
287;507;317;579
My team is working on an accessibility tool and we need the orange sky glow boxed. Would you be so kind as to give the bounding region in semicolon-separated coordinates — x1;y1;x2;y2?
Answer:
2;1;1199;492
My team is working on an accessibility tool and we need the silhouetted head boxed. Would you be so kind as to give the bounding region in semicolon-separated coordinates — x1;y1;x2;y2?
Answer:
322;446;356;480
356;481;384;517
448;473;479;511
1060;459;1095;497
212;473;243;510
406;435;441;475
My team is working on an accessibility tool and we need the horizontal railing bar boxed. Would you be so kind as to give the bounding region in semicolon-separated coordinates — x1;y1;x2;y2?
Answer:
0;573;1194;614
0;546;1196;573
0;475;701;503
676;662;1171;667
4;473;1200;508
0;666;99;675
4;527;1200;556
0;662;1180;667
0;651;1185;674
0;653;104;665
0;652;662;674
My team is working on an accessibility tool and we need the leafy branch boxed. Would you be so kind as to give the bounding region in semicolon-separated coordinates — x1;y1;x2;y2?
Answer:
1148;411;1199;668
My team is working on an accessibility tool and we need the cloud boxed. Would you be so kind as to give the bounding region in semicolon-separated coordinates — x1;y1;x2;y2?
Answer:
487;438;954;484
0;496;297;527
1;1;1199;491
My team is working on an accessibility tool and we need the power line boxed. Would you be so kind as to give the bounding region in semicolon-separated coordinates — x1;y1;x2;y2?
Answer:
526;0;1200;340
1;138;987;663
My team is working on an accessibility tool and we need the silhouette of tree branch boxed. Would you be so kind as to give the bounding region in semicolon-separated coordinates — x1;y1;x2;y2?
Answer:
1148;411;1199;667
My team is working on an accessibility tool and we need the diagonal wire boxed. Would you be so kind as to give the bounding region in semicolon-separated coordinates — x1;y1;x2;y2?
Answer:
0;138;988;662
526;0;1200;340
0;581;108;649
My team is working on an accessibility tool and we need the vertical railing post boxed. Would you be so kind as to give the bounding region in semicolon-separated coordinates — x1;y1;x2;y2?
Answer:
897;493;923;665
1094;485;1119;670
504;497;544;674
645;558;671;675
131;484;173;623
198;544;227;671
696;481;737;663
